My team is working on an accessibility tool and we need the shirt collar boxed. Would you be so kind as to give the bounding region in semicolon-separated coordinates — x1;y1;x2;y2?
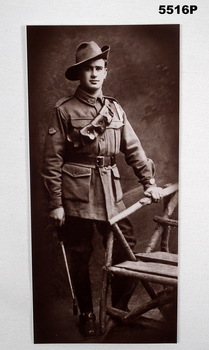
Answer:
74;86;104;106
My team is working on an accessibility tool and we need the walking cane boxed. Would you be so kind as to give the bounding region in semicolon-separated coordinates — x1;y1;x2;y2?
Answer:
57;226;78;316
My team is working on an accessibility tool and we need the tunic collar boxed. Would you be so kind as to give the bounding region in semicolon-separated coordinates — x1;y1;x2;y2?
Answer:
74;86;104;106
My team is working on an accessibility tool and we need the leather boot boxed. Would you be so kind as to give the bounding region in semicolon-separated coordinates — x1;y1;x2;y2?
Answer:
78;312;96;337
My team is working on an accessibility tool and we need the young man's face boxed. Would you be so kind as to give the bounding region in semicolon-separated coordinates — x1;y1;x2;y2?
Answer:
78;58;107;94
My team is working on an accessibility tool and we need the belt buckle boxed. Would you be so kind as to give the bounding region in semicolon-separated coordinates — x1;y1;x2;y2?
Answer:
96;156;105;167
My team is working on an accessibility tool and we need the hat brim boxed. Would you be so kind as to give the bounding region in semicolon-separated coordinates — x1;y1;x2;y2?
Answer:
65;45;110;81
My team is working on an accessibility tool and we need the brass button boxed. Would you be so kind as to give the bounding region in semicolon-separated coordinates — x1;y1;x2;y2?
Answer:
48;127;56;135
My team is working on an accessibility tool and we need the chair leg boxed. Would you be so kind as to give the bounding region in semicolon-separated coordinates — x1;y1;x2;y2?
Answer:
122;289;177;324
141;280;176;320
161;225;171;252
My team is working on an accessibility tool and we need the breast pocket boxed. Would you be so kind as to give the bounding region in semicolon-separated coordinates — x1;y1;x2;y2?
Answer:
111;165;123;203
62;163;91;202
106;120;124;154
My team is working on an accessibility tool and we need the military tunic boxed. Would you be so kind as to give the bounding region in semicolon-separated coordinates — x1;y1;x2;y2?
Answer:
43;86;156;221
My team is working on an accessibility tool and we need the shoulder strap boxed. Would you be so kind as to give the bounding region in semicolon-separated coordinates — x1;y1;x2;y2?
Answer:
103;95;119;103
54;95;73;108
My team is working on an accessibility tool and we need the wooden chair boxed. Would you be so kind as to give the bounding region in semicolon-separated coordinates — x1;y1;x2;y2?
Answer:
99;183;178;337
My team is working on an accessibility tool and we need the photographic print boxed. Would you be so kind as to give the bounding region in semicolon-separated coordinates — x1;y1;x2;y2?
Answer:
27;25;179;344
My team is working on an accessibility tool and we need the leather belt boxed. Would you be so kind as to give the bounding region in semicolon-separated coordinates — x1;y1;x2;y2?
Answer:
67;155;116;168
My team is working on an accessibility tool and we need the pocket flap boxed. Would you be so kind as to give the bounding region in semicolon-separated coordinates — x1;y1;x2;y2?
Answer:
111;166;121;179
106;120;124;129
71;118;92;128
62;163;91;178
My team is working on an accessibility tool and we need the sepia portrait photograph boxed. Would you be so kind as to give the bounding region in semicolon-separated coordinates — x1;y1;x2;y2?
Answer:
1;1;209;349
27;25;179;344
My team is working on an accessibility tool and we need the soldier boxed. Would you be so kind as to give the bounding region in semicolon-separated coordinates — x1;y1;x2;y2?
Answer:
42;41;163;337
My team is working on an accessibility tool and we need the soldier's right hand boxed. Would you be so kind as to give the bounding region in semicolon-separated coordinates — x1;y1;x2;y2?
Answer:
49;207;65;227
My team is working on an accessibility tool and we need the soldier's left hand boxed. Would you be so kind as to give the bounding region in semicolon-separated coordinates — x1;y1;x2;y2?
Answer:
144;187;163;203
